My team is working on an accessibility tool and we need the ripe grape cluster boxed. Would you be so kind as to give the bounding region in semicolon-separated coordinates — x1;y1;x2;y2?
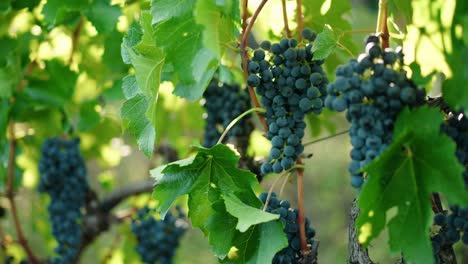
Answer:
442;113;468;188
431;206;468;263
325;35;426;188
38;137;89;264
131;206;187;264
430;112;468;262
259;192;317;263
248;29;328;174
202;77;253;148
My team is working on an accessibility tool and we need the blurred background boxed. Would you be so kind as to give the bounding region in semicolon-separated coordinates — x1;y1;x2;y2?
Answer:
0;0;465;263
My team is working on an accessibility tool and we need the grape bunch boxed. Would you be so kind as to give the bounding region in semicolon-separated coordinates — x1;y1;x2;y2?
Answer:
38;137;89;264
259;192;317;264
324;35;426;189
430;112;468;262
202;77;253;148
131;206;187;264
431;206;468;263
248;29;328;174
442;112;468;188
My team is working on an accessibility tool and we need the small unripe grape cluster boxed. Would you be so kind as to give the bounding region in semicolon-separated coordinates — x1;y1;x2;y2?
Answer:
131;206;187;264
325;35;426;189
248;29;328;174
202;77;253;148
259;192;317;264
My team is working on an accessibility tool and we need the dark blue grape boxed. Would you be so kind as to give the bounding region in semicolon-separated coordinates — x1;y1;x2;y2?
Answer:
247;74;260;87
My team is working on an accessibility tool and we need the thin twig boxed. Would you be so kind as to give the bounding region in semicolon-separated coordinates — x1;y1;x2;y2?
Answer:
240;0;269;133
6;124;39;264
343;29;375;35
430;193;443;214
15;60;36;92
263;172;287;211
279;172;291;197
296;0;303;41
69;16;84;65
217;107;265;144
303;130;349;147
98;180;154;212
241;0;249;33
281;0;291;38
296;158;308;254
376;0;389;49
337;42;355;57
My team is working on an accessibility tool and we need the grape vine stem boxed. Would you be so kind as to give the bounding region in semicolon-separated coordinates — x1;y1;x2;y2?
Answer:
281;0;292;38
296;0;303;41
69;16;84;65
217;107;266;144
240;0;269;133
303;129;349;147
6;123;39;264
296;158;309;254
376;0;389;49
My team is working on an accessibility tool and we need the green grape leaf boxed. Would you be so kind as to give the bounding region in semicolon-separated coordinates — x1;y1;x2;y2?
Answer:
303;0;356;62
389;0;413;25
103;29;129;73
77;100;100;132
443;69;468;114
151;144;285;262
120;94;155;157
154;14;218;101
121;22;142;64
121;12;165;156
24;60;77;107
442;3;468;113
150;0;195;24
125;47;164;99
224;221;287;264
41;0;88;25
205;210;238;258
0;64;20;99
11;0;41;11
223;194;279;232
121;75;140;99
357;106;468;264
0;0;11;14
194;0;239;59
85;0;121;34
312;25;338;60
409;62;435;87
0;40;21;99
